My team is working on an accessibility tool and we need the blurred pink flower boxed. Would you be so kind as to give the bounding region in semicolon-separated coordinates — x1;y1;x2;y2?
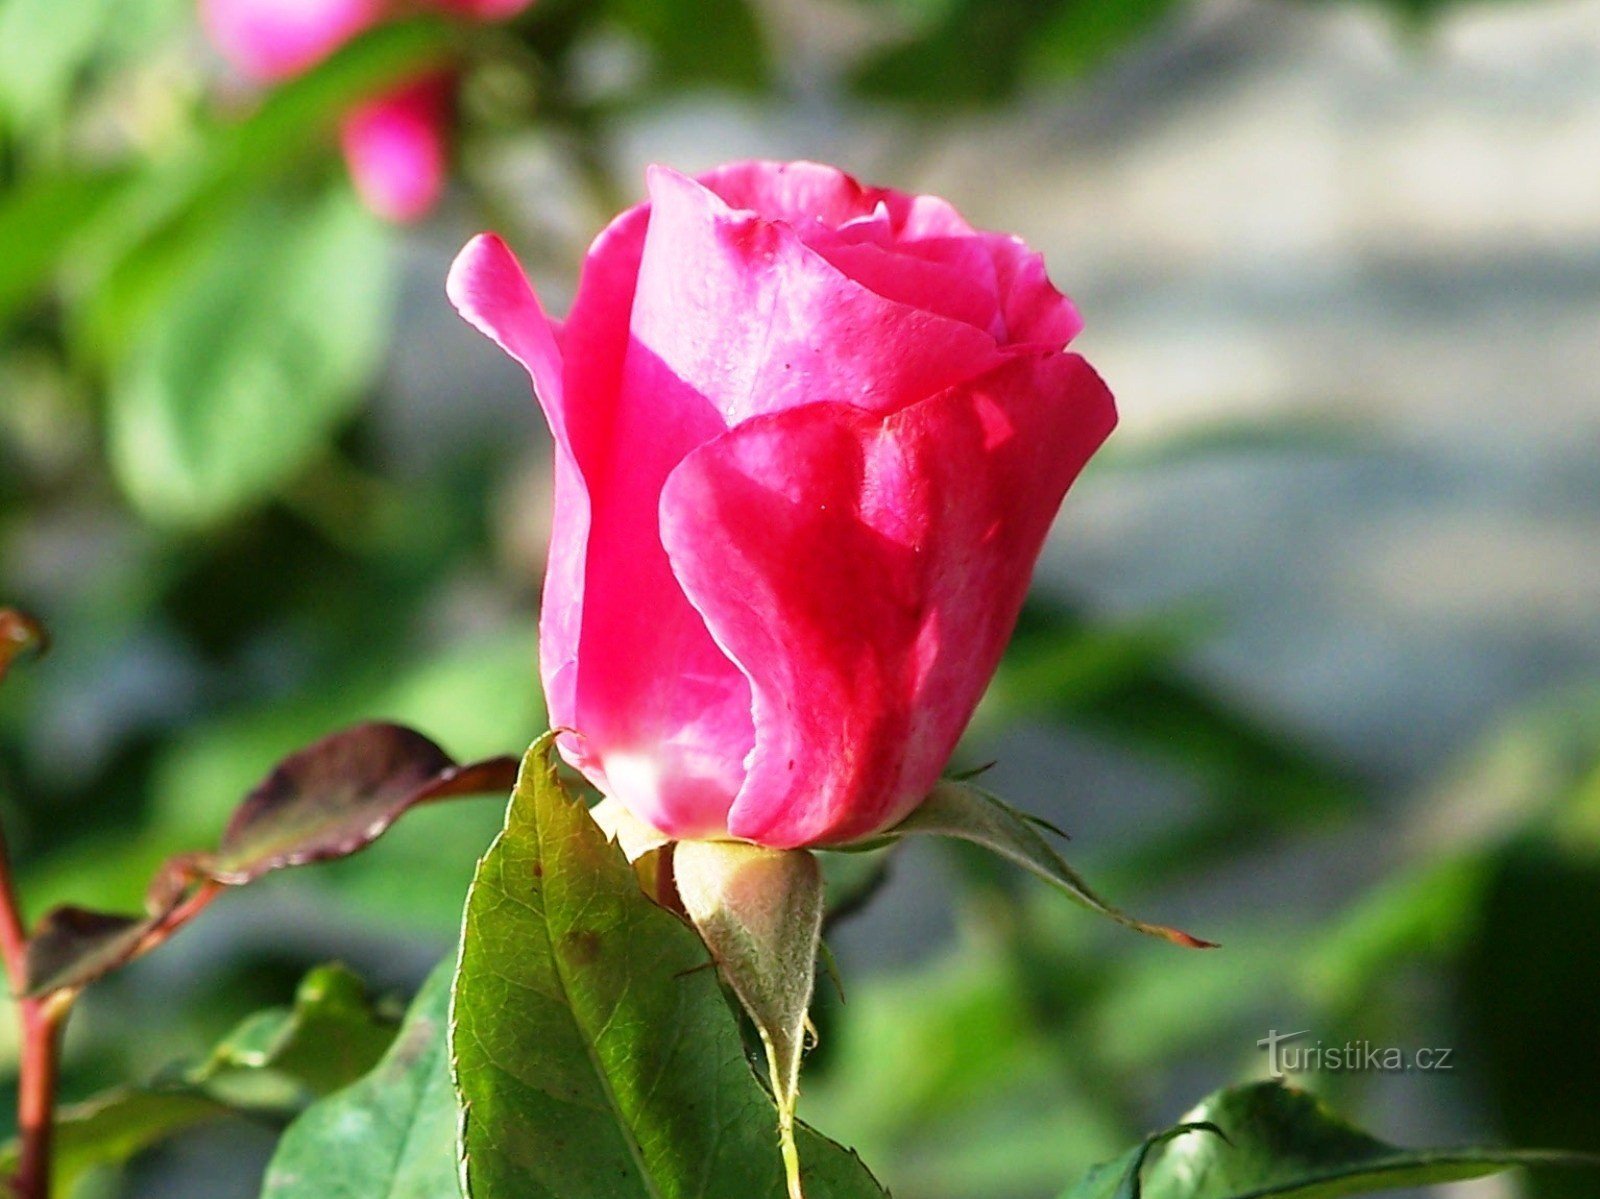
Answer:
449;160;1116;848
200;0;532;220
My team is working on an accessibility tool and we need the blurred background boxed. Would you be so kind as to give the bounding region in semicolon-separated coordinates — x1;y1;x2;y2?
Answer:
2;0;1598;1196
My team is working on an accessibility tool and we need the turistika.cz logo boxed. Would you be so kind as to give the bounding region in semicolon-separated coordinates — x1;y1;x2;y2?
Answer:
1257;1029;1455;1079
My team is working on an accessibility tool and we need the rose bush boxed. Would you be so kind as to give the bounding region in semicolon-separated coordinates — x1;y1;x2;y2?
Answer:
449;160;1116;848
201;0;531;221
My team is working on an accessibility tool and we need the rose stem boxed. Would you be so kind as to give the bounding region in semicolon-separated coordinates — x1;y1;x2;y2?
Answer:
0;817;67;1199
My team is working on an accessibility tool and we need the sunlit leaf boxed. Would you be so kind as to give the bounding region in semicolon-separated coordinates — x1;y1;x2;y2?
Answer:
0;170;128;330
452;738;889;1199
74;17;456;356
1066;1123;1222;1199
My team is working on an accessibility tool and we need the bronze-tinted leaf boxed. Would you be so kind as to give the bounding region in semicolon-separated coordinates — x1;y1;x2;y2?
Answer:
22;722;518;997
209;721;517;883
23;907;166;998
0;608;48;684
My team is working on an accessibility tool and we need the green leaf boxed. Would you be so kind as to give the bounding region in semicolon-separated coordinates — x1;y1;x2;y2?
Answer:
1461;835;1600;1198
1065;1123;1223;1199
1062;1080;1596;1199
849;0;1179;106
880;778;1215;948
452;737;888;1199
262;958;461;1199
73;17;455;358
0;169;128;330
105;184;394;525
0;964;398;1197
0;0;116;131
601;0;769;92
198;963;401;1105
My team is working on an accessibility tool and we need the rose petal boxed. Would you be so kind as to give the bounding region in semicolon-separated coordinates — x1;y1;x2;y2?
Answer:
201;0;382;80
553;166;1012;838
984;234;1084;347
447;233;589;751
660;351;1116;848
636;166;1002;426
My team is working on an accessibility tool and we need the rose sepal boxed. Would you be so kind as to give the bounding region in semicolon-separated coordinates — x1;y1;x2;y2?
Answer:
673;840;825;1199
830;778;1217;949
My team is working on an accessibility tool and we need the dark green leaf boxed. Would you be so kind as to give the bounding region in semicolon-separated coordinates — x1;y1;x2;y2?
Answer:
1462;835;1600;1199
601;0;769;92
452;737;889;1199
1062;1080;1597;1199
850;0;1180;106
262;958;460;1199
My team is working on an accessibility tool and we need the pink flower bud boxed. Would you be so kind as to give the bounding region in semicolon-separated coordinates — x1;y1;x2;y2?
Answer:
200;0;533;220
449;161;1116;848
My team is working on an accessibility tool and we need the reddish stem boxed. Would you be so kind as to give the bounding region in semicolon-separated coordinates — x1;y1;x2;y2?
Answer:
11;999;63;1199
0;821;66;1199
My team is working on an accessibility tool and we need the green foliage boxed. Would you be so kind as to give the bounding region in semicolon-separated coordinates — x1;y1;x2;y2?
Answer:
106;186;394;526
261;959;459;1199
452;740;887;1199
1064;1081;1593;1198
1461;823;1600;1199
879;776;1213;946
0;964;397;1197
599;0;769;92
850;0;1183;105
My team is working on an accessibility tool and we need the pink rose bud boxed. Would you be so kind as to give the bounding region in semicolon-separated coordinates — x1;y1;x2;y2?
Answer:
449;161;1116;849
339;73;454;224
199;0;532;221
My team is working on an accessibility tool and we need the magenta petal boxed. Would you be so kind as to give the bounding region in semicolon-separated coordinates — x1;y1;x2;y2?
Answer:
660;351;1116;848
637;167;1003;425
339;75;453;223
446;233;588;756
984;234;1084;347
201;0;381;79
